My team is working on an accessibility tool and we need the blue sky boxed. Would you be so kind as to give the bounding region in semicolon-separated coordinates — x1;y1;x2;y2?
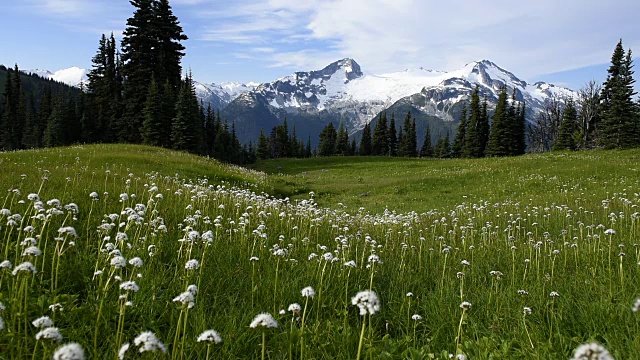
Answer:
1;0;639;92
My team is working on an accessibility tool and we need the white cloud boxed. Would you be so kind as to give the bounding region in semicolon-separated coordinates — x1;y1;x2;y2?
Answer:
41;0;88;16
196;0;640;80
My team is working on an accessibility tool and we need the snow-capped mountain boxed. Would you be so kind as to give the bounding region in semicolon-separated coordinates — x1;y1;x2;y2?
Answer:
29;67;88;87
194;81;259;110
219;58;575;145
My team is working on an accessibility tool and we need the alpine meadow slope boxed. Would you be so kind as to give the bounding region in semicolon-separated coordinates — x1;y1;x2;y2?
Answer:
0;144;639;359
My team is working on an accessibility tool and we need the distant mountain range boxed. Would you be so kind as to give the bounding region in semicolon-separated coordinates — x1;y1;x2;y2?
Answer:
30;60;575;146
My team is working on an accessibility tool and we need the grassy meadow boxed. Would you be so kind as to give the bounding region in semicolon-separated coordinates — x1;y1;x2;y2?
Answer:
0;144;639;359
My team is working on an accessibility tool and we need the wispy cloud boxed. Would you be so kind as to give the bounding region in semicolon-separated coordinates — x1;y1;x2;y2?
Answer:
190;0;640;79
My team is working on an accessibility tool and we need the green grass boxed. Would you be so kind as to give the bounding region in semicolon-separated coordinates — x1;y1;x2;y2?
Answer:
253;151;640;213
0;144;639;359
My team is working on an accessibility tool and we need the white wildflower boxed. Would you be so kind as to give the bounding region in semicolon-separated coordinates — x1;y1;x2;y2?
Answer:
57;227;78;237
133;331;166;353
249;313;278;328
460;301;472;310
36;327;63;342
351;290;381;316
12;261;37;276
187;284;198;295
53;342;85;360
119;281;140;292
173;291;195;309
118;343;129;360
412;314;422;320
288;303;301;314
197;330;222;343
570;342;614;360
22;246;42;257
0;260;12;269
32;316;53;328
110;256;126;269
301;286;315;298
185;259;200;270
128;257;143;268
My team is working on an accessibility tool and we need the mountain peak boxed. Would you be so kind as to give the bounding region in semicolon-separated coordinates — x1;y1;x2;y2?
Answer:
321;58;363;82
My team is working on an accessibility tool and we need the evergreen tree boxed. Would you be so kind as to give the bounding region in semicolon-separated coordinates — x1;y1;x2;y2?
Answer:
372;113;388;155
387;113;397;156
203;105;216;156
479;97;490;156
335;123;349;155
43;94;66;147
440;132;451;158
120;0;187;143
305;135;312;158
514;100;527;155
21;94;38;148
0;66;25;150
64;94;81;144
398;111;414;156
485;87;510;157
349;139;357;156
141;77;164;146
159;81;176;147
359;123;372;155
553;99;578;150
153;0;188;90
599;40;639;148
420;126;433;157
452;106;467;157
171;74;201;153
462;86;483;158
409;118;418;157
318;122;337;156
256;130;271;159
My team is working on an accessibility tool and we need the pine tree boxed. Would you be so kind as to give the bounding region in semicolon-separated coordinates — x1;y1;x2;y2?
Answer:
452;106;467;157
120;0;186;144
0;66;25;150
600;40;639;148
462;86;483;158
141;77;164;146
372;113;388;155
398;111;414;156
359;123;372;155
0;69;14;150
349;139;357;156
335;123;349;155
305;135;312;158
479;97;490;156
514;101;526;155
171;74;201;154
420;126;433;157
43;94;66;147
485;87;510;157
409;118;418;157
153;0;188;90
553;99;578;151
256;130;271;159
440;132;451;158
318;122;337;156
203;105;216;156
387;113;397;156
21;94;38;148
